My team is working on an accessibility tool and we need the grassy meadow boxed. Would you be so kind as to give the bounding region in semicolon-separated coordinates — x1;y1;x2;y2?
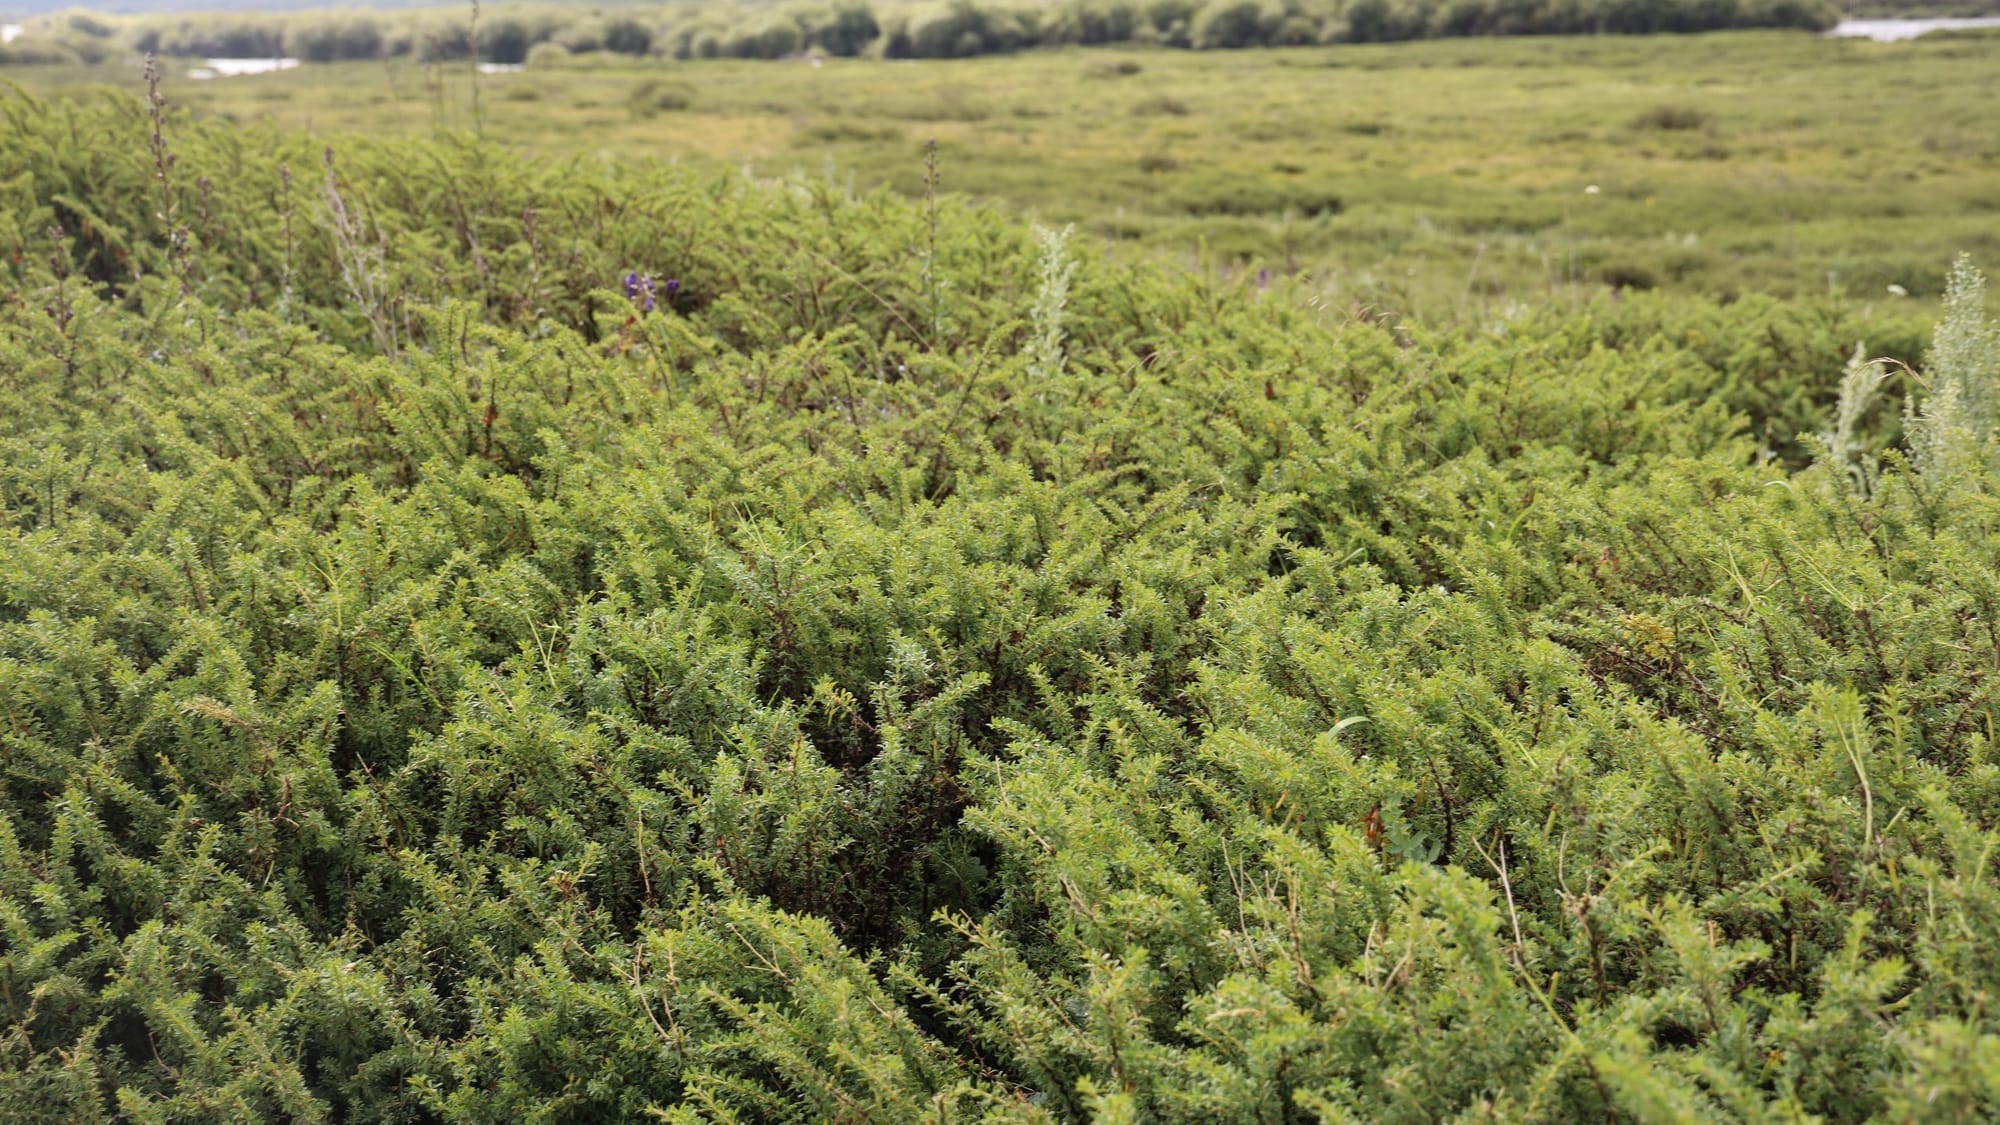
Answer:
6;19;2000;1122
14;29;2000;315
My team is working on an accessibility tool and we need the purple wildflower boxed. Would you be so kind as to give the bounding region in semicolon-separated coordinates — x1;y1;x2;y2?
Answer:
621;272;675;314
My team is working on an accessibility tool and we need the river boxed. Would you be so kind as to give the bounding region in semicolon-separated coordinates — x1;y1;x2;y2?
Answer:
1827;17;2000;40
188;58;301;80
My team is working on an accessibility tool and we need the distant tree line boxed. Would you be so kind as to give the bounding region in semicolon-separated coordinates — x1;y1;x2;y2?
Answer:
0;0;1839;68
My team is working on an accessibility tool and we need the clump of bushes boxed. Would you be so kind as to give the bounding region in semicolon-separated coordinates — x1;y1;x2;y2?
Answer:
627;76;696;115
1087;57;1145;76
1633;103;1716;131
523;40;571;68
1133;93;1193;115
1168;169;1345;215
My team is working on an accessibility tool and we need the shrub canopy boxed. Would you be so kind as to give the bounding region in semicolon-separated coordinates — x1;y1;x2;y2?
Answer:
0;91;1995;1120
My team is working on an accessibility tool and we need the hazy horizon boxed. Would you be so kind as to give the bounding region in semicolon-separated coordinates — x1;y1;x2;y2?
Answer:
4;0;482;16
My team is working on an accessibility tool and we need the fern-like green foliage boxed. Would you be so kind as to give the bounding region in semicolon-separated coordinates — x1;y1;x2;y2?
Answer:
0;90;1996;1121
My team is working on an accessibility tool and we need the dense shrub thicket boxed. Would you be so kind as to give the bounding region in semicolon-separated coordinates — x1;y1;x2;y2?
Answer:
3;90;1999;1120
0;0;1839;68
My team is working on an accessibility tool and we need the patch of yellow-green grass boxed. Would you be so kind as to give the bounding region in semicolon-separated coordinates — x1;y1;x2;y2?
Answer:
16;30;1997;316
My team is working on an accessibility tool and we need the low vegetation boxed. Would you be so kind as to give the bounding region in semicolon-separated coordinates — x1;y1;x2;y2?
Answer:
2;65;1999;1118
13;32;1987;318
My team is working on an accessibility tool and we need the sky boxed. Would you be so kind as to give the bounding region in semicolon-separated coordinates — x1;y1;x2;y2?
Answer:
6;1;443;14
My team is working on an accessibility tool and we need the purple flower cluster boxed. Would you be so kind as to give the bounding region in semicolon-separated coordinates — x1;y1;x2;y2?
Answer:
623;272;681;313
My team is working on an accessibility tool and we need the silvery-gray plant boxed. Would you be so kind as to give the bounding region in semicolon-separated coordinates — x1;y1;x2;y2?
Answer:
1906;256;1999;481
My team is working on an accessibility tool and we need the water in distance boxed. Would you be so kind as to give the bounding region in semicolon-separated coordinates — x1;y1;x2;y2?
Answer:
1827;17;2000;40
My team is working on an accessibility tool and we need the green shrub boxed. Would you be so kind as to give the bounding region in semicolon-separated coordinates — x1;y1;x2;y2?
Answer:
627;77;697;116
603;16;656;56
1632;103;1715;131
1088;57;1146;76
523;40;571;69
0;91;1994;1123
1168;170;1344;215
480;18;537;64
1132;93;1192;115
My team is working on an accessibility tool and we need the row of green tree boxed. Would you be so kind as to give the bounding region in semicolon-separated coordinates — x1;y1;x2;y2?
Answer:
0;0;1838;68
688;0;1837;60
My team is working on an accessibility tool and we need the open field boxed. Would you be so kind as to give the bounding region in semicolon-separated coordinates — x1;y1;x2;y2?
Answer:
14;29;2000;316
